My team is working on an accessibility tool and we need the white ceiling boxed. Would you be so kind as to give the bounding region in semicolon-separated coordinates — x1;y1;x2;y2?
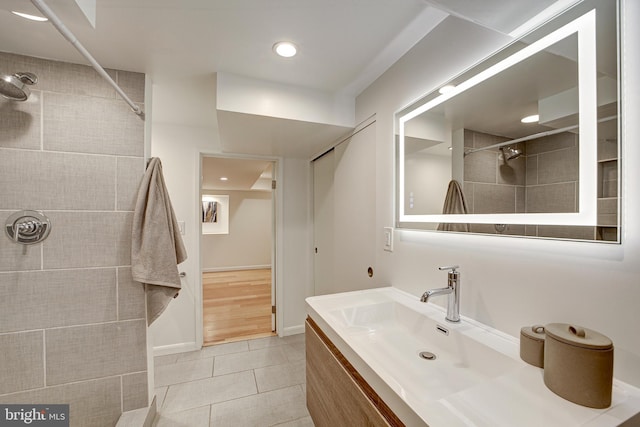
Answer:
202;156;273;192
0;0;563;95
0;0;573;162
1;0;431;94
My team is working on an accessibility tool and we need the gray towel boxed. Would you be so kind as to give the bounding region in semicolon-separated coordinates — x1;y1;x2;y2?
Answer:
437;180;470;232
132;157;187;325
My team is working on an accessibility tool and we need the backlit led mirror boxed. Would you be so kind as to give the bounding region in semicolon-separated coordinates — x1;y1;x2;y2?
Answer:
395;0;619;242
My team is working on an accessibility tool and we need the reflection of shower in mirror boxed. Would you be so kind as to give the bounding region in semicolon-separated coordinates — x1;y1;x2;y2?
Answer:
500;146;523;161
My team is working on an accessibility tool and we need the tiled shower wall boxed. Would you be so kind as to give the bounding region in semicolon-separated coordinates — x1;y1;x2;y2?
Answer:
0;52;147;426
463;128;593;239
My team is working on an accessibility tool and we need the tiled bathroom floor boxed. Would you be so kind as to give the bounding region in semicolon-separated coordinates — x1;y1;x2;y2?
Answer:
153;334;314;427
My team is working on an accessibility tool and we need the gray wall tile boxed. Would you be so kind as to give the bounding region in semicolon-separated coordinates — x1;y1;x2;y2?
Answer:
122;372;149;411
118;267;146;320
464;129;473;148
526;155;538;186
0;52;116;99
526;183;577;213
464;150;497;183
598;137;618;161
44;92;144;156
0;150;116;211
470;130;508;149
463;182;474;212
43;212;132;269
473;184;517;213
0;50;147;423
46;320;146;385
516;186;526;213
600;160;618;198
598;198;618;226
117;157;144;211
526;132;577;155
0;95;41;150
537;146;579;185
0;269;116;333
504;224;526;236
116;71;146;103
0;377;122;427
0;331;44;394
537;225;595;240
469;223;496;234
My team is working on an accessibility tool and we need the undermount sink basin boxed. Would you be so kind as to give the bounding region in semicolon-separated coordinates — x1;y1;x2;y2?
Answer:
306;287;640;427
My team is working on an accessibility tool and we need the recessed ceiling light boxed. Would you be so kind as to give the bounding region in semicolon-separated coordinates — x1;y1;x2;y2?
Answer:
438;85;456;94
521;114;539;123
220;177;228;181
273;41;297;58
11;11;48;22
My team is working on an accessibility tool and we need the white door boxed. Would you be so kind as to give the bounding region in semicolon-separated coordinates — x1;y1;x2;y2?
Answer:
312;149;335;295
333;122;376;292
312;121;377;295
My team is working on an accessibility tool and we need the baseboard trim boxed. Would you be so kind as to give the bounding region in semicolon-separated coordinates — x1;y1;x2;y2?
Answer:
153;342;200;357
202;265;271;273
282;324;305;336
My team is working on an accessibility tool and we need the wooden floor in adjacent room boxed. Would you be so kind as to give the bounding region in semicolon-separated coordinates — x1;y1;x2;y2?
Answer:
202;268;274;346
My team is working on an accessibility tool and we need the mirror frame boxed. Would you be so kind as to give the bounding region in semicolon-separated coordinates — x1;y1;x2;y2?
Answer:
396;8;601;227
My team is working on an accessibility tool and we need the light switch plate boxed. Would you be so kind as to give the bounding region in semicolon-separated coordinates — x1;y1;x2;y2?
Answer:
178;221;185;235
383;227;394;252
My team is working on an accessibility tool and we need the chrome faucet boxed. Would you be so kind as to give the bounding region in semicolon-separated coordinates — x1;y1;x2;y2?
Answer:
420;265;460;323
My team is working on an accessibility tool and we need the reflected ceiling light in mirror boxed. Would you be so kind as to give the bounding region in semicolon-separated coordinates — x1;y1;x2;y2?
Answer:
220;177;228;181
521;114;540;123
11;11;48;21
397;9;597;226
273;41;298;58
438;85;456;94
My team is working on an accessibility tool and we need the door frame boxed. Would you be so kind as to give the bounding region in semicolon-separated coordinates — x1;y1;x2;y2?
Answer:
195;151;284;347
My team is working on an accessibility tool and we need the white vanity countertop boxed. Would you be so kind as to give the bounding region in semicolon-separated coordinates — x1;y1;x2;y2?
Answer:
306;287;640;427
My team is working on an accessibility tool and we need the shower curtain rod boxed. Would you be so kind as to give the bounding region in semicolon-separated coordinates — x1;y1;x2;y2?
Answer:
30;0;144;118
463;115;617;156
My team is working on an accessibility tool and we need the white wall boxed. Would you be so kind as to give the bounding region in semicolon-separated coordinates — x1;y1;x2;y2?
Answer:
404;153;451;216
355;3;640;387
281;158;314;335
149;122;214;353
201;190;272;270
217;72;354;127
150;79;314;351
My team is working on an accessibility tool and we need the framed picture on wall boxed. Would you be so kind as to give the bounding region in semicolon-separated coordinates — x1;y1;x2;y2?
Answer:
202;195;229;234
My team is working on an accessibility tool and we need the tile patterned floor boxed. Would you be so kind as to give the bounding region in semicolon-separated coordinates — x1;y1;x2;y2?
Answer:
153;334;314;427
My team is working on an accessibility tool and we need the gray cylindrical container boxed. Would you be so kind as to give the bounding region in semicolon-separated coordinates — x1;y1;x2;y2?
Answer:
543;323;614;408
520;325;546;368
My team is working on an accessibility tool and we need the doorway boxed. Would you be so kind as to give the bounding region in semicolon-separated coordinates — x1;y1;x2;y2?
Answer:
200;155;277;345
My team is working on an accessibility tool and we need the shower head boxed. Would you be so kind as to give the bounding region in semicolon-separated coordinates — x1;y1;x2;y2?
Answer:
500;145;523;161
0;72;38;101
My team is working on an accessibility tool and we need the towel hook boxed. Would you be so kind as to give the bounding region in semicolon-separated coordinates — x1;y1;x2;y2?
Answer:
5;210;51;245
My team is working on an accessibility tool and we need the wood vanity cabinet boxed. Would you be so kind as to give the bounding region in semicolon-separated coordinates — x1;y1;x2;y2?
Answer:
305;318;404;427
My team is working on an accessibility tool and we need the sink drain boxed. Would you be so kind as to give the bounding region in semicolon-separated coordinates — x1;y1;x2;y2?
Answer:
419;351;436;360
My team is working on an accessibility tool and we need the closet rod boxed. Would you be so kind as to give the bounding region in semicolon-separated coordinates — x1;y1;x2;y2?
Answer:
463;115;616;156
30;0;144;118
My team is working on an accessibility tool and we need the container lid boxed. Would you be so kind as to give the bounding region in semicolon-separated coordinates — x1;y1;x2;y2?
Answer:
545;323;613;350
521;325;546;341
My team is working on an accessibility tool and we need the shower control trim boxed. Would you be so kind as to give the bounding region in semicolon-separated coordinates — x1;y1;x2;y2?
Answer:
5;210;51;245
